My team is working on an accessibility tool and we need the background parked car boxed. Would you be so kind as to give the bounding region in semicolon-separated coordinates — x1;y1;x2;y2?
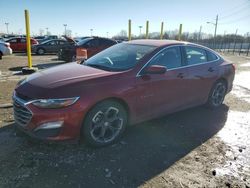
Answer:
1;34;19;41
35;35;58;43
31;37;75;55
5;37;38;52
0;41;12;59
58;37;117;62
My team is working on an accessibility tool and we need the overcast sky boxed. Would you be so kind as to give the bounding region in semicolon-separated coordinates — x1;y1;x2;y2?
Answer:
0;0;249;37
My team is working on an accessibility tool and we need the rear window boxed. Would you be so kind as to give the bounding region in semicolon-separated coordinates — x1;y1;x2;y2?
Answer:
99;39;116;46
206;50;218;61
77;38;92;46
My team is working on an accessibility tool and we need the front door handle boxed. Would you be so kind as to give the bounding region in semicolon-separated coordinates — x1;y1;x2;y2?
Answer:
208;67;214;72
177;73;184;79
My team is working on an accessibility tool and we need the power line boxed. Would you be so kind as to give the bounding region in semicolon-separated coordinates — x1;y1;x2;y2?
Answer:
220;13;250;25
219;1;249;16
220;5;250;20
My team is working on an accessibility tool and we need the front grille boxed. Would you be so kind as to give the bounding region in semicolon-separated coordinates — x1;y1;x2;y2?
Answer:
13;98;32;127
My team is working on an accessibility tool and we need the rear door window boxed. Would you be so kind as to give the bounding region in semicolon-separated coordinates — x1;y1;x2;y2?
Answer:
184;46;207;65
206;50;218;61
47;40;57;45
20;38;26;43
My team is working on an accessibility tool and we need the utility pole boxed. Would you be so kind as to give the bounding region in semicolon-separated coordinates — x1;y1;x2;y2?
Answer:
233;29;238;54
214;15;218;39
207;14;218;49
90;29;93;36
45;27;48;35
63;24;67;36
138;26;142;36
214;15;218;48
198;25;202;41
5;22;9;34
106;32;109;38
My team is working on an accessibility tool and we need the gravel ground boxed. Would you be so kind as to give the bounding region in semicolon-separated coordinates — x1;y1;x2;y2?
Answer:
0;53;249;188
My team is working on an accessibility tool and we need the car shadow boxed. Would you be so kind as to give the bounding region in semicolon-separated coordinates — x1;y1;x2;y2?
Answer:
0;105;229;187
13;53;57;56
8;62;65;72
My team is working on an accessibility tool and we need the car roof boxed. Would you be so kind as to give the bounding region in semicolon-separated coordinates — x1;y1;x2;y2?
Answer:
127;39;188;47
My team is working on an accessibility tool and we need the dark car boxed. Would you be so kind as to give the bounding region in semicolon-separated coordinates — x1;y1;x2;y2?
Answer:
37;35;58;43
5;37;38;52
31;38;75;55
58;37;117;62
13;40;235;147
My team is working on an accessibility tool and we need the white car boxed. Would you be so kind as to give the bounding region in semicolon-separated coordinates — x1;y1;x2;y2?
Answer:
0;41;12;59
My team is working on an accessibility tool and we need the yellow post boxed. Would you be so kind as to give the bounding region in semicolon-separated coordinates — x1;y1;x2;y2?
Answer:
146;20;149;39
128;19;132;41
25;10;32;68
178;24;182;41
160;22;164;40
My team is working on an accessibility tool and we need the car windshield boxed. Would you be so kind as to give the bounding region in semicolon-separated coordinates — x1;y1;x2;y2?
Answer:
84;43;156;71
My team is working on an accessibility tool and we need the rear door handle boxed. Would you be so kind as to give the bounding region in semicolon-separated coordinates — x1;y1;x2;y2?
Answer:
208;67;214;72
177;73;184;79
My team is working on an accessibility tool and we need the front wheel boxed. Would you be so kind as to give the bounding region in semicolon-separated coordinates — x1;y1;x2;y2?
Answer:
206;80;227;108
82;100;128;147
36;48;45;55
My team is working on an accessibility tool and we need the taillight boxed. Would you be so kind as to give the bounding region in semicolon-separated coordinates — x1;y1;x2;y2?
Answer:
232;64;236;71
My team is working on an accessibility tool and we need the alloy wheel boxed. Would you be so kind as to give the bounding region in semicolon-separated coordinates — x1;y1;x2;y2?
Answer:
211;82;226;106
90;107;124;143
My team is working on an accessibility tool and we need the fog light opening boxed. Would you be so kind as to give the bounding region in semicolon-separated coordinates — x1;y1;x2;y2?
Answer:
34;121;63;132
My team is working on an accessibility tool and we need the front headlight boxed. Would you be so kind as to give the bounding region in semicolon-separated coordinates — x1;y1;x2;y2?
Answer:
31;97;79;109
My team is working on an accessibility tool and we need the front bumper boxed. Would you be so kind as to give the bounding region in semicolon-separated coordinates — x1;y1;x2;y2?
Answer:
13;93;86;141
3;47;12;55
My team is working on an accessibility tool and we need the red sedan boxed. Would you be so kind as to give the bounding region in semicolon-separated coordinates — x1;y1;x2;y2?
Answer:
13;40;235;147
6;37;38;52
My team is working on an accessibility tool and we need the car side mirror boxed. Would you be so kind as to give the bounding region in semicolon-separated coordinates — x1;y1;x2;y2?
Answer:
143;65;166;75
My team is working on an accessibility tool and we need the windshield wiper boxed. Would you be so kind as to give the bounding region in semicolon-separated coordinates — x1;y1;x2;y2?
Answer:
85;64;110;71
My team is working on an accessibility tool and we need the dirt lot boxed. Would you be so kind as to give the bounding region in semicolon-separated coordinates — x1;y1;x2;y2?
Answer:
0;53;249;188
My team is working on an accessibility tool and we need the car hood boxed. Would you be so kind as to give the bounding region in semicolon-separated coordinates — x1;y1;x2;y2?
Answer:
15;62;117;99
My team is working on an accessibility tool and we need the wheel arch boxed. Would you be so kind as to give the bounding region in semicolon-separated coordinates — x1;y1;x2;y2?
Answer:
87;97;130;121
80;97;131;137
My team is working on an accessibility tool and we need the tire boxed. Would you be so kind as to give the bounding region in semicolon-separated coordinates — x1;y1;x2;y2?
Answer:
36;48;45;55
206;80;227;108
0;51;2;60
71;55;76;62
82;100;128;147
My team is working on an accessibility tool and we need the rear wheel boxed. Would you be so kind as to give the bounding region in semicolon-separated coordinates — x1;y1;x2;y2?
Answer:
36;48;45;55
82;100;128;147
206;80;227;108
